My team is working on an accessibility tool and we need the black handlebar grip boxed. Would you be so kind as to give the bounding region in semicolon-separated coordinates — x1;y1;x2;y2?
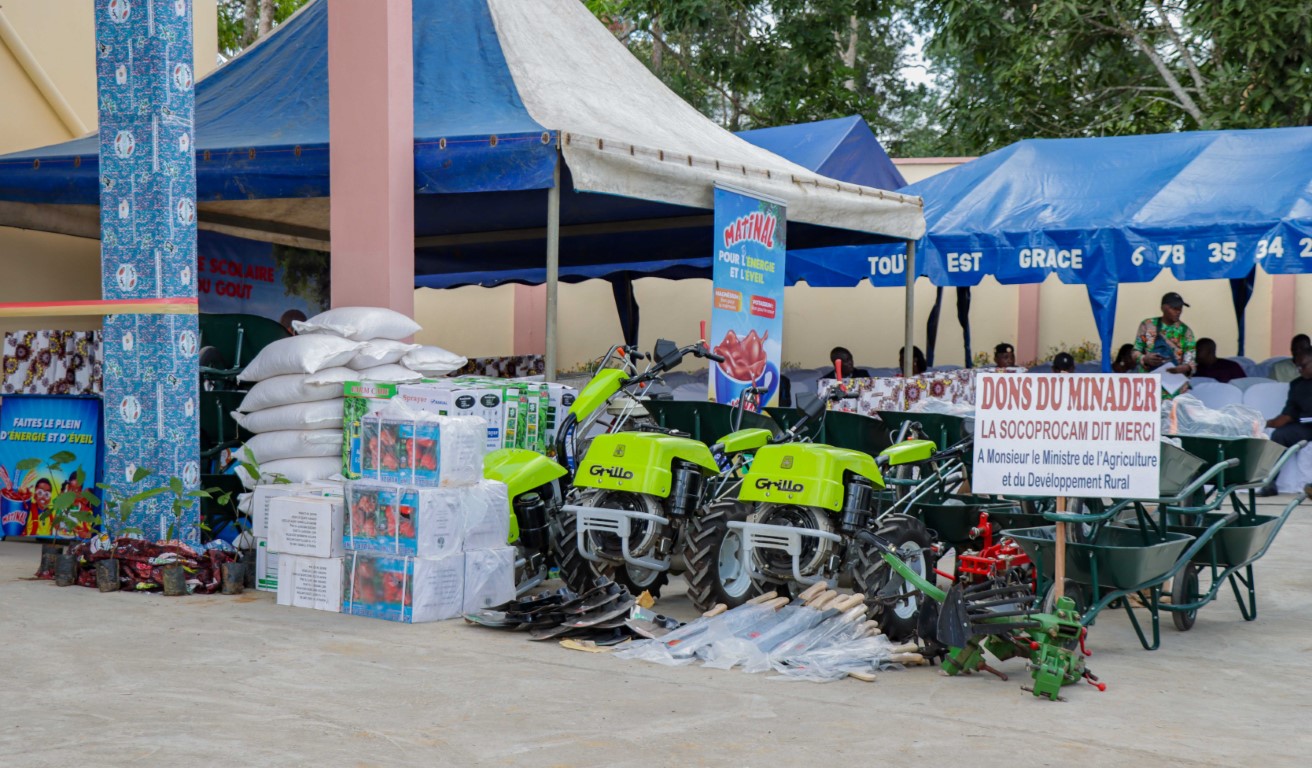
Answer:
704;351;726;364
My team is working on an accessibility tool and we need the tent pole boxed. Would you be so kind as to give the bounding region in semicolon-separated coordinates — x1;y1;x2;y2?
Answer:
903;240;916;376
545;151;561;380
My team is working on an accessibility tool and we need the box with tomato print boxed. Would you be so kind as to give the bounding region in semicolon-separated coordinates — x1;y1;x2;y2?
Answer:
343;551;465;623
357;411;485;488
344;481;470;558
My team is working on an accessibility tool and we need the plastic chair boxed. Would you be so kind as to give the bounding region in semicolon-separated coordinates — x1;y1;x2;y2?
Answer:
1230;377;1276;392
1189;376;1218;385
1255;357;1290;379
1188;381;1243;410
1242;381;1290;422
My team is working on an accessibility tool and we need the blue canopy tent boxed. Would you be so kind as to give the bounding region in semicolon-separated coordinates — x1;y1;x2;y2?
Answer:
0;0;924;375
858;128;1312;370
736;115;907;193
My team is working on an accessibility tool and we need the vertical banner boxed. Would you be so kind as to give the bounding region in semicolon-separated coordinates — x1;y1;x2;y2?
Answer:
709;185;786;409
97;0;201;544
972;373;1162;499
0;396;104;540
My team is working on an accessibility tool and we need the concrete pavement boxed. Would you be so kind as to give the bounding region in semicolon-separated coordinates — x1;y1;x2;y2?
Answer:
3;496;1310;767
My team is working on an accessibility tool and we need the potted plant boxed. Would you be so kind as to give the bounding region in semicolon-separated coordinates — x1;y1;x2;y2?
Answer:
47;464;235;594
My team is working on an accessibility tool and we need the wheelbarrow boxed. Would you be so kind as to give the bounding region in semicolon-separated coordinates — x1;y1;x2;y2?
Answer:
1008;438;1306;650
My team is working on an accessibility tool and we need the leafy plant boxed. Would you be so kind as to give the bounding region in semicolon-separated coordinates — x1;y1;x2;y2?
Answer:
47;463;235;543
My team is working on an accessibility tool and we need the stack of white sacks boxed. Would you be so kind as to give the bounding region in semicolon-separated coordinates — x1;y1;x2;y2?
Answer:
231;307;466;485
261;401;516;621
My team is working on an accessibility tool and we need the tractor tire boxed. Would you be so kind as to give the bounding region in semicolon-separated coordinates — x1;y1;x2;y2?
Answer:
547;505;603;594
681;501;760;612
856;515;935;642
613;563;670;599
578;490;670;599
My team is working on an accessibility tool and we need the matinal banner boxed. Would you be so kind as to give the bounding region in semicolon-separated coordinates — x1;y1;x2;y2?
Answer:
0;395;103;540
709;185;786;409
972;373;1161;499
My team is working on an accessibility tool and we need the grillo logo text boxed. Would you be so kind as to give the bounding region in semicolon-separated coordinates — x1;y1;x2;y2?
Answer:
755;478;804;492
589;465;634;480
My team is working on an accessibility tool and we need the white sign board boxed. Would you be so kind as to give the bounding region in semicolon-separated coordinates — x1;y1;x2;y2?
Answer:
972;373;1161;499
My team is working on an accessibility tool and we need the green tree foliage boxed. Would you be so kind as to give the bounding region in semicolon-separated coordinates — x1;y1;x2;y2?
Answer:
587;1;929;154
916;0;1312;154
217;0;312;59
272;245;330;312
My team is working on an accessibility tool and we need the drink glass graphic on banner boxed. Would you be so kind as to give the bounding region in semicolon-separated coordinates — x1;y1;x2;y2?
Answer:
1;486;31;538
713;329;778;408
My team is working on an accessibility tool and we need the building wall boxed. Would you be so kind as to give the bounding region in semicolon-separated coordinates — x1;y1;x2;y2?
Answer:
0;0;218;334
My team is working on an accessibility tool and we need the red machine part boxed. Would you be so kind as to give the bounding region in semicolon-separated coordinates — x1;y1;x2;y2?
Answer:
955;510;1033;587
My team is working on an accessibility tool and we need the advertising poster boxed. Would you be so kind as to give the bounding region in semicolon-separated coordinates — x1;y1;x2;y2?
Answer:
197;232;320;323
972;374;1161;499
709;185;786;409
0;395;104;540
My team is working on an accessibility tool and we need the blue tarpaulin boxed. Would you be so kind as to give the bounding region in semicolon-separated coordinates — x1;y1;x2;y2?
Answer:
0;0;557;204
736;115;906;193
0;0;920;291
875;128;1312;367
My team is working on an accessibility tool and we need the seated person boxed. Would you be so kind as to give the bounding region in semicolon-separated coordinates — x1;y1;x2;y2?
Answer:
993;342;1016;368
896;346;928;376
1111;343;1136;373
1260;351;1312;496
1192;338;1245;383
1271;333;1310;383
819;346;870;380
1051;352;1076;373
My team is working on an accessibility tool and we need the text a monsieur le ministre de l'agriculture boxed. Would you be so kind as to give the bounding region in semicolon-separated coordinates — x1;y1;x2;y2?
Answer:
977;375;1160;470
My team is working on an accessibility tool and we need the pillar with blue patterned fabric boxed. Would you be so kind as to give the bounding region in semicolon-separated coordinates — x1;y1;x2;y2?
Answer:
97;0;201;544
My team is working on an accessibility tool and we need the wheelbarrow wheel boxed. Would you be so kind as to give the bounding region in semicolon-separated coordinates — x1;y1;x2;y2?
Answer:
856;515;935;642
681;501;760;612
1041;579;1089;616
1063;498;1104;543
1171;564;1201;631
891;463;922;501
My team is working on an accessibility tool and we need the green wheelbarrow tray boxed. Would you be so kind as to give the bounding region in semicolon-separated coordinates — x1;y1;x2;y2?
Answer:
1168;435;1285;488
763;407;891;455
914;495;1042;546
641;400;782;445
878;410;970;455
1169;514;1281;567
1158;441;1210;497
1006;525;1195;591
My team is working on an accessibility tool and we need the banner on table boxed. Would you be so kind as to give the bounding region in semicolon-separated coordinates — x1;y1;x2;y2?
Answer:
0;395;103;540
709;185;786;409
972;373;1161;499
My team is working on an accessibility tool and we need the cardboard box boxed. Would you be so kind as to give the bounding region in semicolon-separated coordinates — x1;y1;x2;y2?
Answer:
276;555;345;612
463;547;516;612
543;384;577;456
343;381;400;479
344;482;464;558
268;495;346;558
399;382;507;452
250;483;317;538
462;480;510;551
355;411;484;488
255;538;279;592
343;552;465;623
